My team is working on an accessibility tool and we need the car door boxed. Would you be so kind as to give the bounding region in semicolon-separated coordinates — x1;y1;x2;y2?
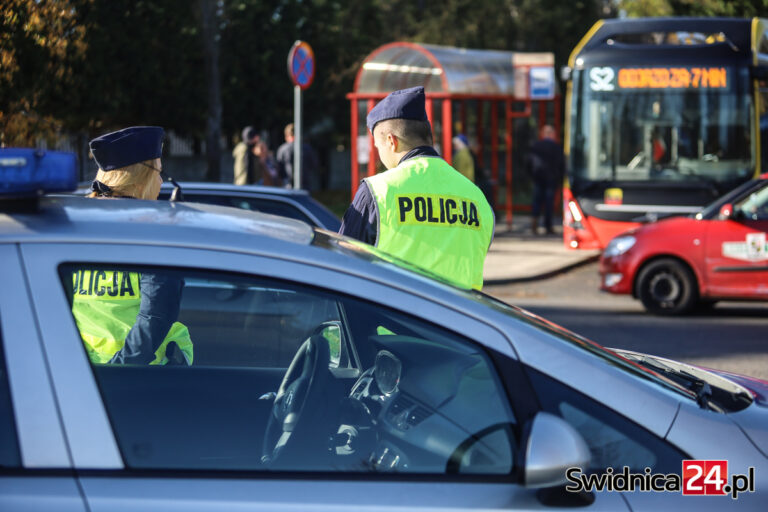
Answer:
21;242;629;511
704;181;768;297
0;245;87;511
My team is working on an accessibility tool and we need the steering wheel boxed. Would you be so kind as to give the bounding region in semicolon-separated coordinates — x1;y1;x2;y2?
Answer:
261;334;332;467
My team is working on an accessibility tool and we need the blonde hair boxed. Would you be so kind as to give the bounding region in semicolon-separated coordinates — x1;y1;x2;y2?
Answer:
88;159;162;200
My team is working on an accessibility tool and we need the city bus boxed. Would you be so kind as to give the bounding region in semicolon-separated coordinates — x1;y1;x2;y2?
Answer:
562;17;768;249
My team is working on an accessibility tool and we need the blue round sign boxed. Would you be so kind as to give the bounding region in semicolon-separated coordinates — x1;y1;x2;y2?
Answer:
288;41;315;90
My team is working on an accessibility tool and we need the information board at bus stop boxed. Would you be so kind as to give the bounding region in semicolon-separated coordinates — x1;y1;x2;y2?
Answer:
287;41;315;189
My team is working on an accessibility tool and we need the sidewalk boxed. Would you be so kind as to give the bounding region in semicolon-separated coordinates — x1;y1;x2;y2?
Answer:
483;214;601;285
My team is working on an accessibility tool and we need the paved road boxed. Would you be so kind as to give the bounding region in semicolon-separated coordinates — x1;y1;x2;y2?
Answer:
485;262;768;380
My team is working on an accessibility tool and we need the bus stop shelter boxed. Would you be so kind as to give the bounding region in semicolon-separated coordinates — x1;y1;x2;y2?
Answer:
348;42;560;225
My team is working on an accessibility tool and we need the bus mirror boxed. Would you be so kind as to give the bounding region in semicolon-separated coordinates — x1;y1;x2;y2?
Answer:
751;66;768;80
560;66;572;82
718;203;733;220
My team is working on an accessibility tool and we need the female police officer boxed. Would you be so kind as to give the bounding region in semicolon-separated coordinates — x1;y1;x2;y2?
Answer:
71;126;193;365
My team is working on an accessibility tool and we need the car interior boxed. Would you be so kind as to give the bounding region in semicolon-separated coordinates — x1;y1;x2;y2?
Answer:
59;265;516;475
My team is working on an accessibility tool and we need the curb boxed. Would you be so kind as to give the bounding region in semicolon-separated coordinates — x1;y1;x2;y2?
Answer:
484;253;601;286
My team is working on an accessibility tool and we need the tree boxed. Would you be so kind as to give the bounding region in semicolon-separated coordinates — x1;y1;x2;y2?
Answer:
67;0;206;135
199;0;223;181
1;0;612;180
0;0;87;146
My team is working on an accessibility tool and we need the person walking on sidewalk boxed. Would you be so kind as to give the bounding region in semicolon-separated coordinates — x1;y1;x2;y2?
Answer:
233;126;263;185
526;124;565;235
339;86;494;290
276;123;319;189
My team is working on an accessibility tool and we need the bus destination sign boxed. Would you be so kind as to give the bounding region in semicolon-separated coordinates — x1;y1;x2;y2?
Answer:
589;67;728;91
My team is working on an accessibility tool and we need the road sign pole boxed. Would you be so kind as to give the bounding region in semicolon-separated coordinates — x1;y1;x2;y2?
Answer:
287;40;314;190
293;85;302;190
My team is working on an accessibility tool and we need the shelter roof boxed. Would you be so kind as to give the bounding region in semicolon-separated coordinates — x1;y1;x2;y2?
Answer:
354;42;555;97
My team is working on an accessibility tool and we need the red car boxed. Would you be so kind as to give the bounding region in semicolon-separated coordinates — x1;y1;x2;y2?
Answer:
600;173;768;314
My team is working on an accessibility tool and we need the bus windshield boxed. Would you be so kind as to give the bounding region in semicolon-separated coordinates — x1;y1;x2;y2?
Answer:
569;66;754;190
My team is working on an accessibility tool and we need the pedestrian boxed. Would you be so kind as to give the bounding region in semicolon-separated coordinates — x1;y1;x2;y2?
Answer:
276;123;319;190
339;86;495;290
526;124;565;235
233;126;263;185
253;140;280;186
452;134;475;183
78;126;193;365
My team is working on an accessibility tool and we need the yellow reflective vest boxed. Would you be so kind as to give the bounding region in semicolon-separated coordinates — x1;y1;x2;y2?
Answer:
71;270;193;365
365;156;494;289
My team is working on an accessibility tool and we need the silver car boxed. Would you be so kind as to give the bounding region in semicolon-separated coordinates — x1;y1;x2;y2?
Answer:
1;196;766;510
156;181;342;231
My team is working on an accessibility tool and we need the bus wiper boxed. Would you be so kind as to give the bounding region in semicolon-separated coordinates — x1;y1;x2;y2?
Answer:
718;32;739;52
660;165;720;194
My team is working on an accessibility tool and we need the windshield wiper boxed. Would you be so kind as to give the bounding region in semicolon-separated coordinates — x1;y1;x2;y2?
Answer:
622;354;729;412
655;164;720;195
691;381;716;410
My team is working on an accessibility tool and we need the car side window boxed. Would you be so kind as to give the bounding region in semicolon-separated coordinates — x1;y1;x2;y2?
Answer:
234;197;314;225
734;184;768;220
58;265;515;476
0;326;21;468
184;194;315;226
527;367;685;474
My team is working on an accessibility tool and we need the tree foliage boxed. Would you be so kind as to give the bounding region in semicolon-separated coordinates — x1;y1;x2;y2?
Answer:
67;0;206;134
3;0;609;169
0;0;87;146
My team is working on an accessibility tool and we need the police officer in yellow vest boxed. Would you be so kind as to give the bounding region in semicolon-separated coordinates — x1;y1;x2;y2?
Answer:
339;87;494;290
73;126;193;365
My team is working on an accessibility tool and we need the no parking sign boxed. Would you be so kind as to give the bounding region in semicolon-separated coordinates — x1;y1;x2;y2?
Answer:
287;41;315;189
287;40;315;90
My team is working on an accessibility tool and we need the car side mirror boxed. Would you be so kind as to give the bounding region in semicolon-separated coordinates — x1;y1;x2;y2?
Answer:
718;203;733;220
524;412;591;489
317;322;342;367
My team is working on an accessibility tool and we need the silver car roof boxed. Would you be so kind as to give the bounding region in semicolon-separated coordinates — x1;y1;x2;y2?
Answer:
160;181;312;197
0;196;464;299
0;195;313;245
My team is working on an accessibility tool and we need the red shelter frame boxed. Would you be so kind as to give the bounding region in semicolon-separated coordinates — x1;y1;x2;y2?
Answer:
347;42;560;226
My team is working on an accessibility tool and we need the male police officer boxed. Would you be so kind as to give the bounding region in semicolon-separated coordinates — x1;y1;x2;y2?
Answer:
339;87;494;290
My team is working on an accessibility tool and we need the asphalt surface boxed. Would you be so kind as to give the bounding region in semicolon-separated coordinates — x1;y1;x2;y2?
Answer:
486;262;768;380
483;217;599;284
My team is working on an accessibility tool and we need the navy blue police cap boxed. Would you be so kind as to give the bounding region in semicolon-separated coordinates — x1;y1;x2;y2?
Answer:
366;86;430;134
89;126;164;171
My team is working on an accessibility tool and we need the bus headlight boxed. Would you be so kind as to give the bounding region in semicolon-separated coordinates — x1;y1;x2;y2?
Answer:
603;235;636;257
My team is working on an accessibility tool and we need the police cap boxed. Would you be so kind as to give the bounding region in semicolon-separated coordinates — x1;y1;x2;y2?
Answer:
89;126;164;171
366;86;429;134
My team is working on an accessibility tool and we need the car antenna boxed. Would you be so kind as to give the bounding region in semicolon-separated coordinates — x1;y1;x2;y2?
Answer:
167;176;184;202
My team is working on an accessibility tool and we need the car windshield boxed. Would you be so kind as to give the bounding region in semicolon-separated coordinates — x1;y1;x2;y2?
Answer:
316;230;698;402
472;291;699;401
697;178;765;219
570;66;754;191
315;230;464;289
